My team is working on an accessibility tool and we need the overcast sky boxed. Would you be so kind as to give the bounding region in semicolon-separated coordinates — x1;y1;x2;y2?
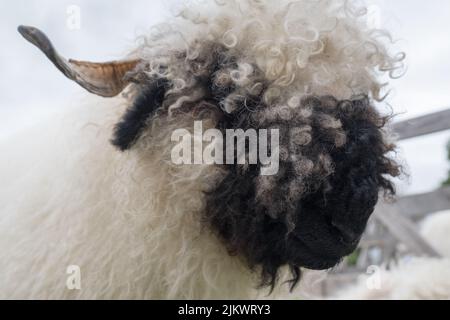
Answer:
0;0;449;195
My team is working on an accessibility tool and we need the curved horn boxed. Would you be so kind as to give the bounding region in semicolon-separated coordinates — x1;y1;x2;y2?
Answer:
18;25;139;97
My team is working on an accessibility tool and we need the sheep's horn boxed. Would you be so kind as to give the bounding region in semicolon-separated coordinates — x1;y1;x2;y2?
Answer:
18;25;139;97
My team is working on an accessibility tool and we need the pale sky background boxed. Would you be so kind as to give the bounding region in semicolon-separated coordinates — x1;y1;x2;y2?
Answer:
0;0;449;196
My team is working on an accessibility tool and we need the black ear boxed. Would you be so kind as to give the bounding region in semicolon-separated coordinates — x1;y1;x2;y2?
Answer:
111;78;170;151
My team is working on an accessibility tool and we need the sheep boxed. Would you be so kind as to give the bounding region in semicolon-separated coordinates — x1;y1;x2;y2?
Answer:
332;211;450;300
420;210;450;258
0;0;404;299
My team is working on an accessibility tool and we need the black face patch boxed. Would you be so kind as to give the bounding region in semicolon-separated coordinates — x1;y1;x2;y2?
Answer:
204;96;399;291
111;78;170;151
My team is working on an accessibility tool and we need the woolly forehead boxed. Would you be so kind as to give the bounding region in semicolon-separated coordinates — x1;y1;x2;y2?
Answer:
138;0;404;103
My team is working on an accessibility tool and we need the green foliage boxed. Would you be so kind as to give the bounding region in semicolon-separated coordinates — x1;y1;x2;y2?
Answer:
346;248;361;267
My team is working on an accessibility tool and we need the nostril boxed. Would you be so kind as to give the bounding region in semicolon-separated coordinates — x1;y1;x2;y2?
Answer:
332;222;360;245
340;232;359;245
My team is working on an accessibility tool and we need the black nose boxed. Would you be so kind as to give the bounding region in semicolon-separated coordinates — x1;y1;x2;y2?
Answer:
332;222;361;245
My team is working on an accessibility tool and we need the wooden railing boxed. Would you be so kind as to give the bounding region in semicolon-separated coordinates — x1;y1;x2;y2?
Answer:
371;108;450;257
385;186;450;222
393;108;450;140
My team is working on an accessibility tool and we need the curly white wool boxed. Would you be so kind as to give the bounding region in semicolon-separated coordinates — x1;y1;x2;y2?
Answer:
0;97;256;299
138;0;404;108
333;258;450;300
420;210;450;258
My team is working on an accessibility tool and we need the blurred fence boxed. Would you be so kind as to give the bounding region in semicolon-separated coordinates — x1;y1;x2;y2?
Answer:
321;108;450;297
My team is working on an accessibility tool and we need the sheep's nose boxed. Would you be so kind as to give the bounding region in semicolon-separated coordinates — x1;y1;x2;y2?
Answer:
332;223;361;245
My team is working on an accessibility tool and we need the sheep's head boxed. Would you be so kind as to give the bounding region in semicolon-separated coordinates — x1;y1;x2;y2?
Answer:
19;0;404;291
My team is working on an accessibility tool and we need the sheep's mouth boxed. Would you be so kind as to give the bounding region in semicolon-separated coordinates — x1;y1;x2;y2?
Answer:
290;229;359;271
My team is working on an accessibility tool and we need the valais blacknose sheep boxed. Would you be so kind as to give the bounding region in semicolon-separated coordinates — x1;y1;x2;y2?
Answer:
333;211;450;300
1;0;404;299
